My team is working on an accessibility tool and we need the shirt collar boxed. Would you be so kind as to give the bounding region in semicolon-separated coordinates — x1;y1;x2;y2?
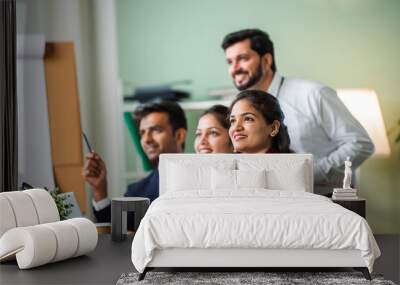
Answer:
267;72;283;97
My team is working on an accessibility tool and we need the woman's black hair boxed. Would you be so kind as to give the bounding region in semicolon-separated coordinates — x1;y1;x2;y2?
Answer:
200;104;230;130
229;90;292;153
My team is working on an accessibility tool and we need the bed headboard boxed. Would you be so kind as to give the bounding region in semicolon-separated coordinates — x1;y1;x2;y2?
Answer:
159;153;313;195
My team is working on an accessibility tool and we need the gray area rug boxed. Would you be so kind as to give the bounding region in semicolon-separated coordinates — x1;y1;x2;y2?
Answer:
117;271;396;285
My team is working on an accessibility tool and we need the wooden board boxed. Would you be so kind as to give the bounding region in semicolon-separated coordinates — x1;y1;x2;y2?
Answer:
44;42;86;213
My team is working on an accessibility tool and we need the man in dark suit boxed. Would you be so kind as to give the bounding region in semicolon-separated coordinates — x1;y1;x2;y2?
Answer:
82;101;187;223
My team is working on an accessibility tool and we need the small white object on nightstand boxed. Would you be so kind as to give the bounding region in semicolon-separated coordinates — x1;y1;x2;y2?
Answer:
343;156;352;190
333;157;358;200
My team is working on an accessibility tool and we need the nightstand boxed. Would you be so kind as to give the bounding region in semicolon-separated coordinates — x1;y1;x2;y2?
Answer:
111;197;150;241
331;197;366;218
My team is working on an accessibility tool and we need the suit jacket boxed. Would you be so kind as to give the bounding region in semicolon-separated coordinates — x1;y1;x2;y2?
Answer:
93;169;159;228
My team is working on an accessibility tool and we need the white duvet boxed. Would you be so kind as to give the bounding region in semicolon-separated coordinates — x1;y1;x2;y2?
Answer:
131;190;380;273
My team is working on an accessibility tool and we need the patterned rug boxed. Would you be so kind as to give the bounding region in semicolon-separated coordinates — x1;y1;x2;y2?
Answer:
116;271;396;285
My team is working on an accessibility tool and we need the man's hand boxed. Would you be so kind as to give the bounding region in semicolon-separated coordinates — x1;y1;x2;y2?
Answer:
82;151;108;202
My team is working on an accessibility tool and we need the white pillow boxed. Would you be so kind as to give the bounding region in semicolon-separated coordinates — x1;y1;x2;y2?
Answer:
266;165;306;191
237;159;308;191
166;160;235;192
167;162;210;191
211;168;267;190
237;169;267;189
211;168;236;190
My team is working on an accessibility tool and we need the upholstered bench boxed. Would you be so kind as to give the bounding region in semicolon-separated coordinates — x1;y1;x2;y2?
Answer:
0;189;97;269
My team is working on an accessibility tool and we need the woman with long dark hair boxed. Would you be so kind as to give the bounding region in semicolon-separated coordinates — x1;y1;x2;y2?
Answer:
194;105;233;153
229;90;292;153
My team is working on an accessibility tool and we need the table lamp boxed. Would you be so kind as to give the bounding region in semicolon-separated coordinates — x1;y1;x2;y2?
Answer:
337;89;391;157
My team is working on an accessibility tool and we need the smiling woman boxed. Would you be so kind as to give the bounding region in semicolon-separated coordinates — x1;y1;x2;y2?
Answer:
194;105;233;154
229;90;292;154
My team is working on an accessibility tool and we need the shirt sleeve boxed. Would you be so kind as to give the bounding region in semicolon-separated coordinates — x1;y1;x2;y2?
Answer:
92;197;111;211
313;86;375;185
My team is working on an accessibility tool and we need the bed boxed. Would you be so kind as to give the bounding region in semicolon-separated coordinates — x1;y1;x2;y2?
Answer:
131;154;380;280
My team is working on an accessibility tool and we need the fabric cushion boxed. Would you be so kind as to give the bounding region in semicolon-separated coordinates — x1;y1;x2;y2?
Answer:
0;191;39;227
211;169;267;191
211;168;236;190
0;196;17;237
0;218;97;269
237;159;308;192
237;169;267;189
42;222;79;262
167;162;210;191
266;166;307;191
0;189;60;238
24;189;60;223
166;160;235;192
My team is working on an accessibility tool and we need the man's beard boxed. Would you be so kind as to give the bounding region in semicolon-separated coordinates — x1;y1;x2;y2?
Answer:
234;63;263;91
144;147;160;168
149;157;159;168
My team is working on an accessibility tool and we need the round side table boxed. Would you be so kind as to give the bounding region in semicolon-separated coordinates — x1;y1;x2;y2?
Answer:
111;197;150;241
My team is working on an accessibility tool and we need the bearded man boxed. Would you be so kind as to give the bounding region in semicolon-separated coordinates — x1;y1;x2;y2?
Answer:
222;29;374;195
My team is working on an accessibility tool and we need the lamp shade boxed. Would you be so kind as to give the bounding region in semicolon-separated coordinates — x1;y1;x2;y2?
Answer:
337;89;391;157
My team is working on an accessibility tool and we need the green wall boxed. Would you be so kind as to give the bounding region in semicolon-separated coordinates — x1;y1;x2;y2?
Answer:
116;0;400;233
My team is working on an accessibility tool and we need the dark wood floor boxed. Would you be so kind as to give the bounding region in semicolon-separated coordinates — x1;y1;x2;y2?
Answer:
0;234;398;284
373;234;400;284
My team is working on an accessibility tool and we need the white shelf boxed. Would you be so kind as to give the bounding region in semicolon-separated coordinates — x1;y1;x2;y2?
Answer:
122;99;231;112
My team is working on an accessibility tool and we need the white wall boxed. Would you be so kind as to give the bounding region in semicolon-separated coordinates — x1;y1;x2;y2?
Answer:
17;0;93;144
16;0;122;216
16;34;54;190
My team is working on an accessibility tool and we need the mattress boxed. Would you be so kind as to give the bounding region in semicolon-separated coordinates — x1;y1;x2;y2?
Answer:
131;190;380;273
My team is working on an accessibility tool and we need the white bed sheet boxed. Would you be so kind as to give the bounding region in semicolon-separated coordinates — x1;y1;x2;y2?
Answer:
131;190;380;273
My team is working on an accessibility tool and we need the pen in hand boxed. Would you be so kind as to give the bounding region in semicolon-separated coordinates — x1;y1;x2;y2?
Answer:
82;132;93;153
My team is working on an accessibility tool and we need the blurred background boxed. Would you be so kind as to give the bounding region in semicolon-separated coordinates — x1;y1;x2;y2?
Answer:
16;0;399;233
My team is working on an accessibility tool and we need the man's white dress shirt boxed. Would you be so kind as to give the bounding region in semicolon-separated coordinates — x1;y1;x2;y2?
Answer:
268;73;374;193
